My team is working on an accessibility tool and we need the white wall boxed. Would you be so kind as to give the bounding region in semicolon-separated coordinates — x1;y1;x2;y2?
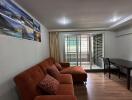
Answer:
114;25;132;61
0;26;49;100
112;25;132;75
104;31;117;58
0;1;49;100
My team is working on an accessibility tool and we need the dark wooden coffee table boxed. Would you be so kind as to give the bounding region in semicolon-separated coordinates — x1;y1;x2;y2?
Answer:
109;58;132;90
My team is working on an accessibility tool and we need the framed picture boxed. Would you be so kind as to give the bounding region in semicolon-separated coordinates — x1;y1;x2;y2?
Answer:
34;20;41;42
0;0;41;42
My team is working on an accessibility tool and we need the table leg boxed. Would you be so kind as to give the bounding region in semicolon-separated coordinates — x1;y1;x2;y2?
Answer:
104;64;106;75
108;64;111;79
118;68;120;79
127;69;130;90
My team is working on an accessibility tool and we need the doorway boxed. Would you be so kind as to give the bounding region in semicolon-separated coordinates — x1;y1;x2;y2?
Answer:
64;33;104;70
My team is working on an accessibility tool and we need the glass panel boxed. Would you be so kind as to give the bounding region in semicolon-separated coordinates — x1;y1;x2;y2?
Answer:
65;35;78;66
64;33;104;70
93;34;103;69
78;35;91;69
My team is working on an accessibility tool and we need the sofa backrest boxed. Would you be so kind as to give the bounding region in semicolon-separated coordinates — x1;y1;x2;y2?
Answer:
39;57;55;72
14;65;46;100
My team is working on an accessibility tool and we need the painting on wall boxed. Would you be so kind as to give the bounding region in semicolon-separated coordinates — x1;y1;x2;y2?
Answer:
0;0;41;42
34;20;41;42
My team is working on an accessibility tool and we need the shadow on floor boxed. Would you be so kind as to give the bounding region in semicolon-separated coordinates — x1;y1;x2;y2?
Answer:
74;84;89;100
105;73;132;91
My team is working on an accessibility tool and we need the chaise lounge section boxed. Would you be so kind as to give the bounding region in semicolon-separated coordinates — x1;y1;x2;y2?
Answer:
39;57;87;83
60;66;87;83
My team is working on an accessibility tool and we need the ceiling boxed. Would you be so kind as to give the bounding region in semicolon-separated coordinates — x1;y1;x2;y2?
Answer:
15;0;132;30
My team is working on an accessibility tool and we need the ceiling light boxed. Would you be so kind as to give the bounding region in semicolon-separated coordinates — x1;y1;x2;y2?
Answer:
110;16;121;22
58;17;71;25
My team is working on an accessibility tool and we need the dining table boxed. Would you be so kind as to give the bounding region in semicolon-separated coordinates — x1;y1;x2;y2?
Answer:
109;58;132;90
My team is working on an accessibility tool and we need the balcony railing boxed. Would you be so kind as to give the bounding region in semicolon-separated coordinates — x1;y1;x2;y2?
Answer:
65;52;90;63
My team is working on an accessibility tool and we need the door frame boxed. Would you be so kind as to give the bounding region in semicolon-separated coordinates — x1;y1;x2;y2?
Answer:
63;33;105;70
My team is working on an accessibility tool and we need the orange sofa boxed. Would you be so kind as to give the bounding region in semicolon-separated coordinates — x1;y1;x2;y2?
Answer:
14;57;87;100
14;59;76;100
39;58;87;83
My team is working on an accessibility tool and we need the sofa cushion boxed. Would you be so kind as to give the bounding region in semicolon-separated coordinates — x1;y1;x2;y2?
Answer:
14;65;45;100
47;65;60;79
56;84;74;95
58;74;73;84
39;58;55;72
38;74;59;95
55;63;62;71
60;66;87;74
60;66;87;83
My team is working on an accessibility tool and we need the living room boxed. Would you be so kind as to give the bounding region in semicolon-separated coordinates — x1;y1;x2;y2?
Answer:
0;0;132;100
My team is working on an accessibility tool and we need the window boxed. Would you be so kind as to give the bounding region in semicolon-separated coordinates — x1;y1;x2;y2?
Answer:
64;34;90;67
64;33;104;70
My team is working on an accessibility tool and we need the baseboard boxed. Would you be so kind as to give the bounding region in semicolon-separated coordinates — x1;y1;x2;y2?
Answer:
85;69;104;73
85;68;119;73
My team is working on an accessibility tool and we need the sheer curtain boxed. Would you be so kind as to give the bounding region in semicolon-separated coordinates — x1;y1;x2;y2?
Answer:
49;32;60;62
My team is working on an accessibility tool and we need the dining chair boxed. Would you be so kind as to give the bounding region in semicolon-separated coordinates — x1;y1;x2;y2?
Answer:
103;57;120;79
103;57;110;75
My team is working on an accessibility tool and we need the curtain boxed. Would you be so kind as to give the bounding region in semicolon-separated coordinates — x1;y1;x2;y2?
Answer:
49;32;60;62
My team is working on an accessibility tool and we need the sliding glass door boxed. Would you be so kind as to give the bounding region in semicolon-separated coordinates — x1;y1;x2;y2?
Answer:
65;35;78;66
64;34;91;67
79;35;91;68
64;33;104;70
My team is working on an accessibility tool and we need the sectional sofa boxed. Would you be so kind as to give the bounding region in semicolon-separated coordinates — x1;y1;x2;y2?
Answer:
14;57;87;100
39;58;87;83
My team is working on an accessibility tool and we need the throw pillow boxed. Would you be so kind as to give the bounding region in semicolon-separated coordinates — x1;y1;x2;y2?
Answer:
38;74;59;94
47;65;60;79
55;63;62;71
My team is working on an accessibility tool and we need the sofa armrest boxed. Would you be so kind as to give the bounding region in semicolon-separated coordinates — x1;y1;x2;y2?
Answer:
34;95;77;100
60;62;70;68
